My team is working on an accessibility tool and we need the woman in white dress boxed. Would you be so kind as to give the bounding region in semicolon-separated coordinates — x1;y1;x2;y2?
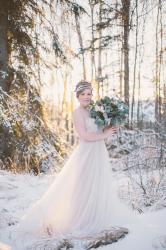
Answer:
14;81;135;244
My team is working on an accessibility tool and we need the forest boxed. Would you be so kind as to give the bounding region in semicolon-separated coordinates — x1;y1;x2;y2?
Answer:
0;0;165;173
0;0;166;249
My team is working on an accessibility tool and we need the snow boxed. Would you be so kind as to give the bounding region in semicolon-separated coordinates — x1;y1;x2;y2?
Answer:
0;170;55;248
0;170;166;250
98;210;166;250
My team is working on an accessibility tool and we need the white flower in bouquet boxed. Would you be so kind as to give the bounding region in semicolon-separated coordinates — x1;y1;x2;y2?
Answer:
88;96;129;128
95;105;104;113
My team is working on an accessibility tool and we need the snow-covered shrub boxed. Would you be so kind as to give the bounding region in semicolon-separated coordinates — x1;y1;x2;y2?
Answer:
0;86;67;174
111;128;166;211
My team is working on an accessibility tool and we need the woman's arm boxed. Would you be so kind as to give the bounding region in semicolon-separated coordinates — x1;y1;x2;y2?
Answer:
72;109;116;142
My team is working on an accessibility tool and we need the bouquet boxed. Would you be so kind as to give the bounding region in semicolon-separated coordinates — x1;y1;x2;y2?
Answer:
88;96;129;128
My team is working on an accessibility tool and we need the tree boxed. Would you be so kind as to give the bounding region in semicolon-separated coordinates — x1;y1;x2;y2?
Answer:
74;5;87;79
121;0;131;109
131;0;138;122
0;0;73;173
0;0;8;91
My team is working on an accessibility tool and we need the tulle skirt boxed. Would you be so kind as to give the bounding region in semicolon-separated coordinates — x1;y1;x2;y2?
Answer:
12;139;137;247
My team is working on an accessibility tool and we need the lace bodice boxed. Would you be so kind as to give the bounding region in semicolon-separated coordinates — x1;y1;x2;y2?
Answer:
85;117;100;133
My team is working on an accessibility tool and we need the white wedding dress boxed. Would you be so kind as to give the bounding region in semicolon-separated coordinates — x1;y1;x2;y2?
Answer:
12;116;137;248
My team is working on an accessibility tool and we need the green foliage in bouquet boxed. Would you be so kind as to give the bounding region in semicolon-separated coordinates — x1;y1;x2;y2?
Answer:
88;96;129;127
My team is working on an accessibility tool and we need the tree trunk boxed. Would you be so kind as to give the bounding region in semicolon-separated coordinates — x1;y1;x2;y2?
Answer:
120;46;123;98
0;2;9;92
158;0;163;122
89;1;97;81
74;13;86;80
0;2;10;157
97;0;103;98
137;4;146;126
131;0;138;122
137;68;141;125
121;0;130;109
155;1;161;122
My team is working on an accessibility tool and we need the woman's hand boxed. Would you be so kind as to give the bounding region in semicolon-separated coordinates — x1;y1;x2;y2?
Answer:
104;126;117;137
103;124;112;131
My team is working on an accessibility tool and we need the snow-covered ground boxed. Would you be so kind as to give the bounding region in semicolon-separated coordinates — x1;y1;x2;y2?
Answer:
0;170;166;250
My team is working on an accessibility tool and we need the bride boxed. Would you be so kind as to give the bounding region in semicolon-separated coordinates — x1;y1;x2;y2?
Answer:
13;80;136;244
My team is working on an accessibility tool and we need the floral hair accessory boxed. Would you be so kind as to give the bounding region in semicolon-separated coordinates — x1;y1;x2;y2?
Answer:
74;81;92;93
